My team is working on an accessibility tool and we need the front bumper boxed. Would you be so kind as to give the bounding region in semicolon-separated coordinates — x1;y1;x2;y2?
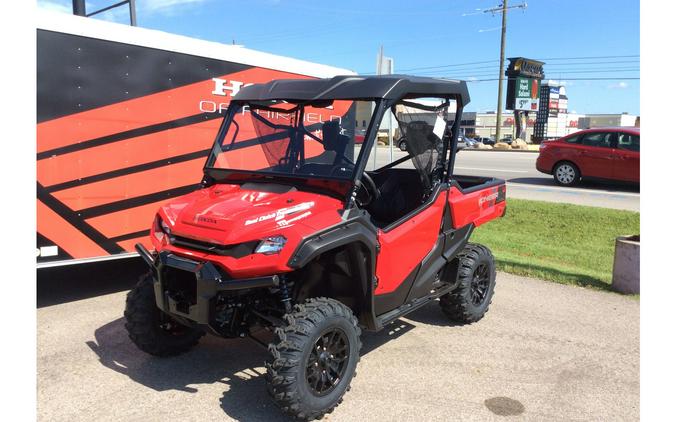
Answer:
135;243;279;325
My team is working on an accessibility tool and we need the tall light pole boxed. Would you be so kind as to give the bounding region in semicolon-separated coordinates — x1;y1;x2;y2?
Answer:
72;0;137;26
482;1;527;142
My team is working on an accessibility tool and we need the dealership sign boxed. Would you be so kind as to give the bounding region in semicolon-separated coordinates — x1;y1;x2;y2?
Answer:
506;57;545;79
513;77;540;111
506;57;545;111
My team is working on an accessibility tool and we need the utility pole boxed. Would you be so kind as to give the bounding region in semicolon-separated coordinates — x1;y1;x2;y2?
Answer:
495;1;507;143
482;1;527;142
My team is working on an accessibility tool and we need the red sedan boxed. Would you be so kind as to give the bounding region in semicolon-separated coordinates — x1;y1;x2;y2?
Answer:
536;127;639;186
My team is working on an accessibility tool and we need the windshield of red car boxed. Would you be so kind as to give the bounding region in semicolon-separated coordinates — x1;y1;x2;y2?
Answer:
206;100;377;181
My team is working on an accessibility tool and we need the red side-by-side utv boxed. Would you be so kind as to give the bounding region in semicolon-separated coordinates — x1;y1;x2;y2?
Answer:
125;75;506;420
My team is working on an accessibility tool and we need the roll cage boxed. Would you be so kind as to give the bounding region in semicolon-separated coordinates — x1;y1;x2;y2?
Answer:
202;75;470;208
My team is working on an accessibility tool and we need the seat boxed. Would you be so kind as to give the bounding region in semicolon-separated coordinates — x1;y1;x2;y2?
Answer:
301;120;350;175
366;168;424;227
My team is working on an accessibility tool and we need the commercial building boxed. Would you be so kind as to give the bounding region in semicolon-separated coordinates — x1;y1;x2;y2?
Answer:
578;114;639;129
350;81;638;144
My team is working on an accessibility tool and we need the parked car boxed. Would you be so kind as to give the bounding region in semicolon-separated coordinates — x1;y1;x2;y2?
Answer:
354;129;366;144
450;135;479;151
462;136;479;148
499;137;513;145
535;127;640;186
456;135;472;150
476;136;495;146
400;134;475;151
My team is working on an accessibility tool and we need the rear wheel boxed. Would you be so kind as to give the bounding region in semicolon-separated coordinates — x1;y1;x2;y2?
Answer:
266;297;361;421
440;244;496;324
124;273;205;357
553;161;580;186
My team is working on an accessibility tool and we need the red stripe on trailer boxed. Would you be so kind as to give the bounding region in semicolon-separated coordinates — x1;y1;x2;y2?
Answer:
37;67;312;154
51;159;205;210
85;200;169;239
37;200;108;258
37;119;218;188
117;237;151;254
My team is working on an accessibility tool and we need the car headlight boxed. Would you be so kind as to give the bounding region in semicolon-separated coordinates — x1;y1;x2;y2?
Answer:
255;235;287;255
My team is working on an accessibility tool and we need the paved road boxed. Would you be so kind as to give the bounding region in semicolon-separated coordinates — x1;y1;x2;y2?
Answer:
365;147;639;211
37;272;639;421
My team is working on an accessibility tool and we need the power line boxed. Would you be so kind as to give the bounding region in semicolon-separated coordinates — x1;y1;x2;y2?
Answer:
539;54;640;61
390;59;500;73
465;77;640;82
437;68;640;78
416;66;641;77
384;54;639;74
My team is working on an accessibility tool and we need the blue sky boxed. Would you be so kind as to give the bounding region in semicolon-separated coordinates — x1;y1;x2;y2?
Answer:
38;0;640;114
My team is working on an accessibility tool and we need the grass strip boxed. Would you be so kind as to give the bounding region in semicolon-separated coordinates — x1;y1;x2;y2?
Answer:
471;198;640;291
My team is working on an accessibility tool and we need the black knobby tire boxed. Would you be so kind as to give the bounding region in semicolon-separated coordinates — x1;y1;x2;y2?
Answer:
266;297;362;421
124;273;205;357
553;161;581;186
440;243;496;324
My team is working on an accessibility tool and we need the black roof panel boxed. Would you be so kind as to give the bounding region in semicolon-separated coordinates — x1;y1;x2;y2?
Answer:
234;74;470;105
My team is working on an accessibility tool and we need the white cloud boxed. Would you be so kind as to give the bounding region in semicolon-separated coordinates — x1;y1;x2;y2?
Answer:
37;0;210;18
36;0;70;14
142;0;209;14
608;81;629;89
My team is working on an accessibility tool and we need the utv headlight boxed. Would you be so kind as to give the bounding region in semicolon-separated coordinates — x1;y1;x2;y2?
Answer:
153;215;171;242
255;235;287;255
160;218;171;235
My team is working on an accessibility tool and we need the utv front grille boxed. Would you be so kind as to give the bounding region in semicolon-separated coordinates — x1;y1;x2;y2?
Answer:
171;235;259;258
163;266;198;314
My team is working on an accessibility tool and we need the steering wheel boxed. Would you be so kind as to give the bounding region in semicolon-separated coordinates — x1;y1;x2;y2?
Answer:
329;160;355;177
354;171;381;207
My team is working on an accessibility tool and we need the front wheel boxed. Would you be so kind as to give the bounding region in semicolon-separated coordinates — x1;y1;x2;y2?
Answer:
440;243;496;324
124;273;205;357
266;297;361;421
553;161;580;186
398;139;408;151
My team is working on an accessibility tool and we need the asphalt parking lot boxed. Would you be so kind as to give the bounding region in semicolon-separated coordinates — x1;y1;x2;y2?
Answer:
37;268;639;421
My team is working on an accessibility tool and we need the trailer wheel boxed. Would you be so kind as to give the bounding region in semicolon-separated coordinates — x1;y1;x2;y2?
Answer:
124;273;204;357
266;297;361;421
440;243;496;324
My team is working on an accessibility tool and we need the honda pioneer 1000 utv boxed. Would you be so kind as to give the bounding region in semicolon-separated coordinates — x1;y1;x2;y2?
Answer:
126;75;506;420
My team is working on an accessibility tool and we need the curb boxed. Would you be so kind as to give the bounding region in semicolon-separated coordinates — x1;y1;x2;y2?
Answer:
460;147;540;153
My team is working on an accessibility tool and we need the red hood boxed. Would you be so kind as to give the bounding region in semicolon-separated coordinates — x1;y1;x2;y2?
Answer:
158;183;344;246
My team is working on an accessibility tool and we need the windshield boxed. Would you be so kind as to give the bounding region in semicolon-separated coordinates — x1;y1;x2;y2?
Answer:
206;100;378;181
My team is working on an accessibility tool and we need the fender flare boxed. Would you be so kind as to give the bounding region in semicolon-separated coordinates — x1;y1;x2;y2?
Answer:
288;211;379;330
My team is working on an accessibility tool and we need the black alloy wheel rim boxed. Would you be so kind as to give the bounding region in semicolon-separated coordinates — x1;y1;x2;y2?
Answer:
159;316;187;336
470;263;490;306
306;328;350;396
